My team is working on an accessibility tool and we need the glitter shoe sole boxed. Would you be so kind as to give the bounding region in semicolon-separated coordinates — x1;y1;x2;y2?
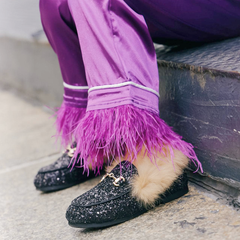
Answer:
36;182;81;192
68;186;188;228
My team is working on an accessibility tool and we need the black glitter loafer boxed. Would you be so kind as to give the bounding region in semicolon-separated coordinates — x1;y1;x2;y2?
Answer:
66;161;189;228
34;144;96;192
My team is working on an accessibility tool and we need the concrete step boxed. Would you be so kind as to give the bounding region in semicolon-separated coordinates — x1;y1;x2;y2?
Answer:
156;37;240;207
0;37;63;107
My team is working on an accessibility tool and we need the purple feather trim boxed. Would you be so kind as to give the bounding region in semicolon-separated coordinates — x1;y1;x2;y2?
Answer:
72;104;203;174
54;102;86;147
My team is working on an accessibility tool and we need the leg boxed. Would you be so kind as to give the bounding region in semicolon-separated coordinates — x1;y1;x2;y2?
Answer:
66;0;201;171
63;1;202;225
67;0;159;112
34;0;96;192
40;0;88;146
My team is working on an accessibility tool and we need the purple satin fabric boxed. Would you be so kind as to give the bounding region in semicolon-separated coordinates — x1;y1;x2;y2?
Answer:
125;0;240;43
40;0;240;112
40;0;89;108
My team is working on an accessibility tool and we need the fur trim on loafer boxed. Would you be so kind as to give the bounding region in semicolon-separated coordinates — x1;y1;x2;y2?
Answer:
107;147;189;206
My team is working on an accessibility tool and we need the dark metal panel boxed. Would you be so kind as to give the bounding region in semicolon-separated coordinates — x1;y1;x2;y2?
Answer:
158;61;240;183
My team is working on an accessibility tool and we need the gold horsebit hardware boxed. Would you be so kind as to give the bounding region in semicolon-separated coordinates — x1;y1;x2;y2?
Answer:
65;145;76;158
100;173;125;187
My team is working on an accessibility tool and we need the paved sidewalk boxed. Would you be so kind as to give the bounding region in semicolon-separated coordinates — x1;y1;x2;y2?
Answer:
1;88;240;240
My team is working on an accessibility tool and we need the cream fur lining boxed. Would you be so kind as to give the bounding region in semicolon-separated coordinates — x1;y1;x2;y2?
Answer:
106;146;189;206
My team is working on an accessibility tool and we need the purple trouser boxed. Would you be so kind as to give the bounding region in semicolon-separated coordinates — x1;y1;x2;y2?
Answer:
40;0;240;112
39;0;240;172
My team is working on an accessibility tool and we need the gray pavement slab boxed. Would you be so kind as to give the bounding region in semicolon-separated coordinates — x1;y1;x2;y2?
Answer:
0;37;63;107
1;89;240;240
0;89;59;170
